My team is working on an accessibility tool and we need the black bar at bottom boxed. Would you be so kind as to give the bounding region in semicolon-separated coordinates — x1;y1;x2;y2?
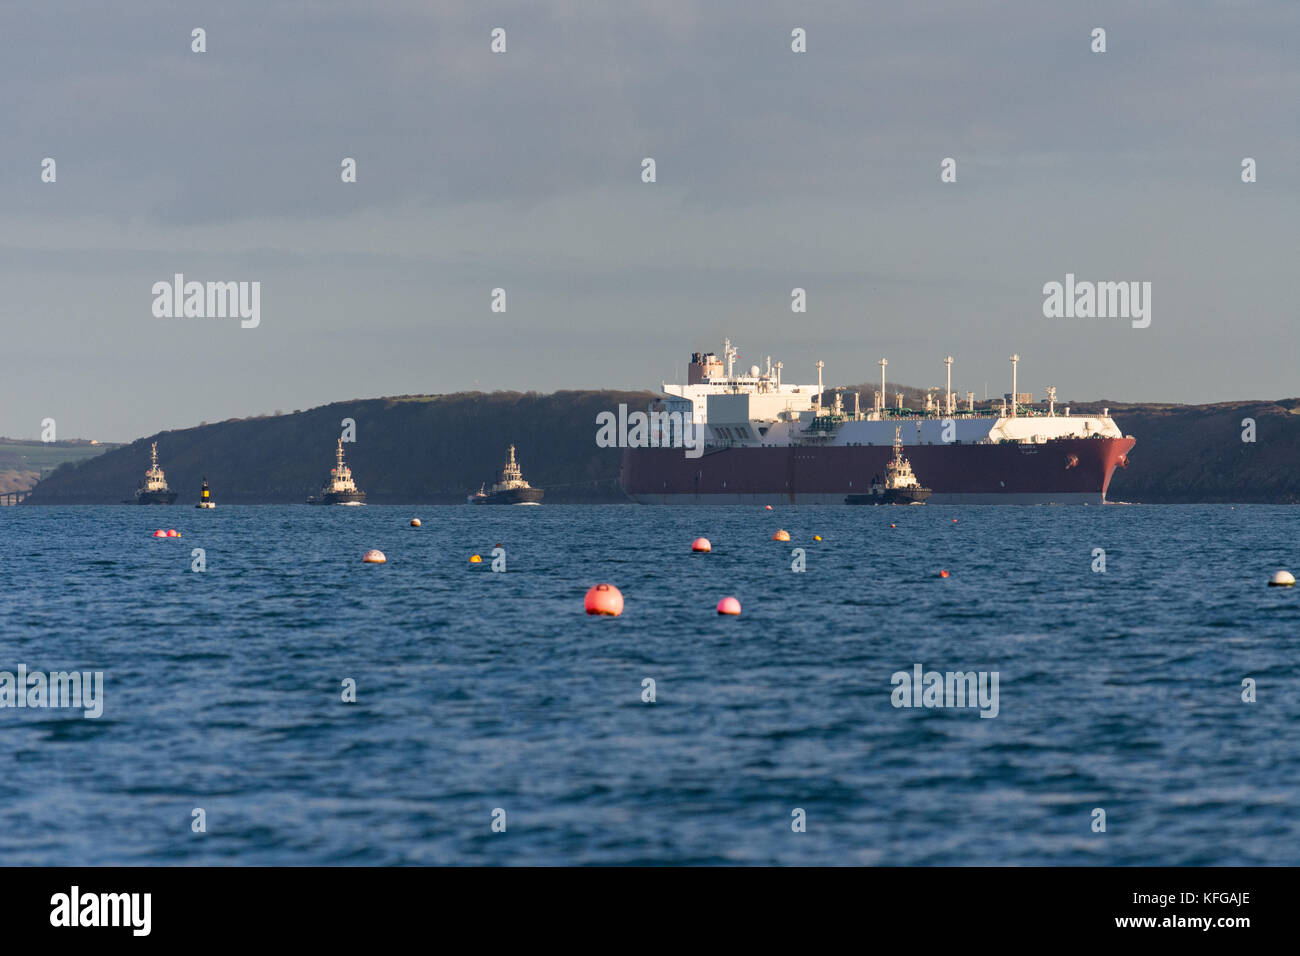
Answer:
0;866;1274;941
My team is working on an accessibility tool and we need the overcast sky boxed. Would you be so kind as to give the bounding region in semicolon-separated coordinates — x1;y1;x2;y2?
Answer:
1;0;1296;441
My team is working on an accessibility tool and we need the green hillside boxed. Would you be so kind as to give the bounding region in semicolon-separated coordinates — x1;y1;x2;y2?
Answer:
18;391;1300;505
0;439;119;495
23;391;655;504
1089;399;1300;503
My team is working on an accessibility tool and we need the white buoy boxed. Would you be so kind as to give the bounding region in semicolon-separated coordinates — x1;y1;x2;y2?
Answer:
1268;570;1295;587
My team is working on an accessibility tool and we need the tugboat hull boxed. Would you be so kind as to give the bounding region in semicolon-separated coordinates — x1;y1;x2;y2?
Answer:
307;492;367;505
135;491;178;505
845;487;931;506
473;488;544;505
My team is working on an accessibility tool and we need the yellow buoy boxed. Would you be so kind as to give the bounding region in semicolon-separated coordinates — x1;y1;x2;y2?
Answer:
469;554;482;563
410;518;421;527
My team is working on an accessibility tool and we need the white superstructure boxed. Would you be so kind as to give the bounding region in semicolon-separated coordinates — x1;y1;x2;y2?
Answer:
654;342;1126;448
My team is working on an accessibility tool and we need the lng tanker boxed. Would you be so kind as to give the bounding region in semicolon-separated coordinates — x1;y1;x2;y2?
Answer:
619;342;1135;505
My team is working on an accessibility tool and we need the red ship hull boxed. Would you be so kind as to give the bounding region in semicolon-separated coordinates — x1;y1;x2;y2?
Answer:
620;436;1135;505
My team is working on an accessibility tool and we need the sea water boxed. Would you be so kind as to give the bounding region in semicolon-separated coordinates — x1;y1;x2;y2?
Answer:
0;504;1297;865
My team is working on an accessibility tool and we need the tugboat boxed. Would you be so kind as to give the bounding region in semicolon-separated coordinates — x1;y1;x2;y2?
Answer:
196;477;215;509
472;445;544;505
846;427;932;505
129;442;178;504
306;439;367;505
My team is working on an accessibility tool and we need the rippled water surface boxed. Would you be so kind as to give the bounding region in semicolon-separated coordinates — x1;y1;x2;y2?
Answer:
1;504;1297;865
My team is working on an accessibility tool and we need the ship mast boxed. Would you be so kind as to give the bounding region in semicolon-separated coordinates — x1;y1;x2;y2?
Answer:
944;356;954;417
502;445;523;483
1009;353;1020;418
150;442;158;470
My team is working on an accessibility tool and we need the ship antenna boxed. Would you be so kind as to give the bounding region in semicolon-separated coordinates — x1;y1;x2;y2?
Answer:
150;441;158;469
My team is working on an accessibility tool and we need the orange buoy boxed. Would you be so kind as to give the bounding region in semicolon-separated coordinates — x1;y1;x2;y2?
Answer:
939;569;949;578
952;518;958;523
469;554;482;563
362;549;386;564
585;583;624;616
152;529;166;537
772;529;790;542
813;535;822;541
716;596;741;616
166;529;180;537
764;505;773;511
410;518;421;527
691;537;711;553
890;524;896;529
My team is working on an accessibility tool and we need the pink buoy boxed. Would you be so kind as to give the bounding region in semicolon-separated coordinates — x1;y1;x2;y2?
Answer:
691;537;711;553
362;549;386;564
152;529;166;537
716;596;741;616
584;583;624;616
166;529;180;537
